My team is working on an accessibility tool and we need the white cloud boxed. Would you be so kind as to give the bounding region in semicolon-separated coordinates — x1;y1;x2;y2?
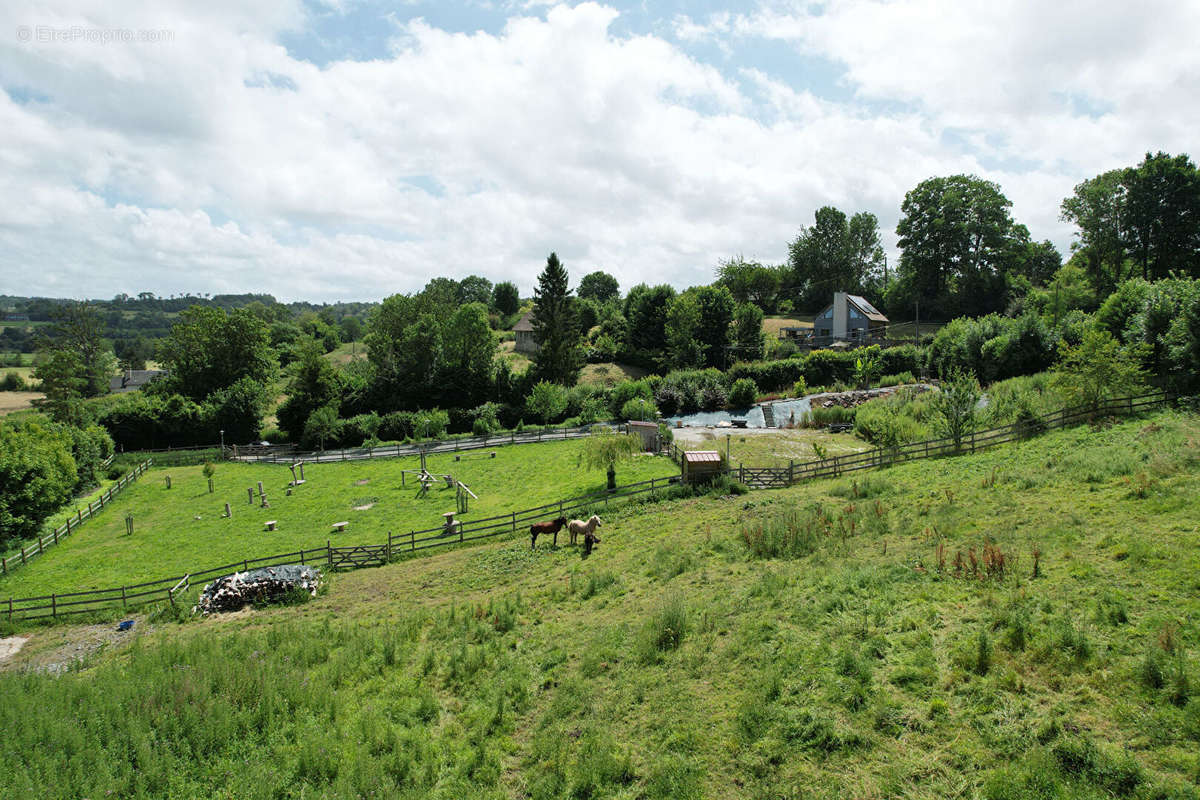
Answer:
1;0;1197;301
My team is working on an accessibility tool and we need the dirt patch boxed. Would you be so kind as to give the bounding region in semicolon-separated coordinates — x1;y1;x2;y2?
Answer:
354;478;370;486
0;390;44;416
353;503;376;511
0;636;29;663
0;619;143;674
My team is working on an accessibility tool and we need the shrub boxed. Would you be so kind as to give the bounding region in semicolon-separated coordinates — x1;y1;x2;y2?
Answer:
620;397;659;421
728;378;758;408
740;506;825;559
636;592;688;662
0;371;26;391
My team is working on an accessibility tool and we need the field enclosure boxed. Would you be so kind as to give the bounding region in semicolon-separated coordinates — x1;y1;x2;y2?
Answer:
0;439;678;601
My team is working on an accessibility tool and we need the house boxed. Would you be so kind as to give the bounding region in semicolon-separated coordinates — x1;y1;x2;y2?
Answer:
109;369;166;393
811;292;888;345
513;311;538;354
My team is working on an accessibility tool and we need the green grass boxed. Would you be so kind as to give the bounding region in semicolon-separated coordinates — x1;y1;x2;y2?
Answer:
0;440;677;598
2;409;1199;798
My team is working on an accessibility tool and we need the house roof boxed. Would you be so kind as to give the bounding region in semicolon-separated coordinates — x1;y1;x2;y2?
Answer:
684;450;722;463
846;294;888;322
109;369;165;393
627;420;658;429
513;311;535;332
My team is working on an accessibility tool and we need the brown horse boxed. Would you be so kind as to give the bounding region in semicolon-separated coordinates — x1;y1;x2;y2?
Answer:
530;516;568;549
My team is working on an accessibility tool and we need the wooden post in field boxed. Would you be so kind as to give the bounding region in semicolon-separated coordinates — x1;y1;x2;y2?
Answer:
51;594;56;618
121;586;127;610
248;487;254;504
20;547;26;565
257;481;264;497
410;531;415;551
223;503;231;518
299;462;305;481
165;475;171;489
327;540;333;567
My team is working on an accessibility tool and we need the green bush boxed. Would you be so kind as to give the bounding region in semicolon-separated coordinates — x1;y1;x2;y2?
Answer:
620;396;659;421
636;592;688;662
728;378;758;407
0;371;26;391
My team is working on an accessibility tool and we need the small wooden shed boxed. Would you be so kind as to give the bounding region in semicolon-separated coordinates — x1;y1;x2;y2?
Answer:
625;420;659;452
682;450;724;484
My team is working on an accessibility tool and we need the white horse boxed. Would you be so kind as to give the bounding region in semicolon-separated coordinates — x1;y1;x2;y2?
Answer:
567;515;602;546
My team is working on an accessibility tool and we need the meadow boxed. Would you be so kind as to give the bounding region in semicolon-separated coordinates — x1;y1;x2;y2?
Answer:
0;408;1198;799
0;439;678;600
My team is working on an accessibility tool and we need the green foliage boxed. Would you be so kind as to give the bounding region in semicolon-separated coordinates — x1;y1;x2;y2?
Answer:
732;302;765;362
276;336;343;440
0;419;77;542
35;301;115;399
157;306;277;402
664;291;706;369
493;281;520;316
526;380;569;425
1052;327;1147;411
531;253;583;386
619;397;658;421
727;377;758;408
636;591;688;662
934;370;981;451
580;432;642;471
1;370;27;391
853;347;882;389
788;206;886;310
577;271;620;304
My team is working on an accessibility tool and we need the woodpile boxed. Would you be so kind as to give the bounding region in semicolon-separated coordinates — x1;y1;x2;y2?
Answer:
195;565;321;614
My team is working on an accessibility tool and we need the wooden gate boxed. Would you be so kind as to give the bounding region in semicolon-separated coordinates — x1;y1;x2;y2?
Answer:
739;466;791;489
328;544;389;570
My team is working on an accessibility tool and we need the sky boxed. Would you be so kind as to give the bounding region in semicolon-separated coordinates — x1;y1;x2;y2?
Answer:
2;0;1198;303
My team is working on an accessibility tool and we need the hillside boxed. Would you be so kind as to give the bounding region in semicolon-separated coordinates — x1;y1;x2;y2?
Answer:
1;409;1199;799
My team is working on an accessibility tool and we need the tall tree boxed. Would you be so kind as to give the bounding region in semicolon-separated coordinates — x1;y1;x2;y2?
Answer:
493;281;520;316
788;207;885;309
623;284;676;354
459;275;494;306
158;307;277;401
732;302;765;362
1122;151;1200;280
36;301;114;398
664;292;705;369
716;257;780;311
1060;169;1131;296
693;285;736;369
894;174;1018;318
439;302;495;407
531;253;582;385
276;336;343;440
578;271;620;304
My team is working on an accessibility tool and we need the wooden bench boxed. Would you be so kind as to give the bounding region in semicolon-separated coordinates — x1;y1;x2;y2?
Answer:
331;521;348;533
264;520;277;531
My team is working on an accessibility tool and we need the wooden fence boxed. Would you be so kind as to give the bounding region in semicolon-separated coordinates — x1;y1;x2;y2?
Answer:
1;390;1173;623
669;390;1173;488
1;473;681;622
232;425;620;465
0;460;154;578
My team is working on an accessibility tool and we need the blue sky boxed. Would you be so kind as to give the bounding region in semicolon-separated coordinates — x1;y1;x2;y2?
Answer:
2;0;1198;301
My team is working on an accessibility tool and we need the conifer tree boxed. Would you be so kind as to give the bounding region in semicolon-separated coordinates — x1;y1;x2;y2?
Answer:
531;252;582;385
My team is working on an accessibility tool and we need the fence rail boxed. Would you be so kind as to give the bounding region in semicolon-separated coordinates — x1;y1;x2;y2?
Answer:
232;425;621;464
0;460;153;579
1;473;681;623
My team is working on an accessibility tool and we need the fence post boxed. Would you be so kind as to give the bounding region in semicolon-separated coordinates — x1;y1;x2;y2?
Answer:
1;557;5;574
7;597;11;621
512;512;517;532
328;540;333;567
20;547;26;565
168;586;175;610
51;594;56;618
410;531;415;551
121;586;127;610
386;532;392;562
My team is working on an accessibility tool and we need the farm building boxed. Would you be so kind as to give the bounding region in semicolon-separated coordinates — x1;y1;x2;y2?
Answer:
625;420;660;451
811;292;888;346
681;450;724;484
513;311;538;354
109;369;166;393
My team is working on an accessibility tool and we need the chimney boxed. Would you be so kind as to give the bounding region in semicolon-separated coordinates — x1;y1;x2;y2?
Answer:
832;292;848;340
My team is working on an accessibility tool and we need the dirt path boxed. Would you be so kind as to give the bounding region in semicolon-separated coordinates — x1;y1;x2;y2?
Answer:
0;636;29;663
0;619;144;674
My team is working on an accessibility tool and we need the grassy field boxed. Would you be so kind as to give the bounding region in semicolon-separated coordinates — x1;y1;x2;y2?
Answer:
763;316;813;337
324;340;367;367
1;409;1198;798
677;427;871;467
578;362;650;388
498;339;533;373
0;439;678;599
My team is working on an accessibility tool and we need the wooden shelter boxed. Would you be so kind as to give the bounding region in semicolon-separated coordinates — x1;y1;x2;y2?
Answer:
625;420;660;451
513;311;538;353
682;450;724;484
